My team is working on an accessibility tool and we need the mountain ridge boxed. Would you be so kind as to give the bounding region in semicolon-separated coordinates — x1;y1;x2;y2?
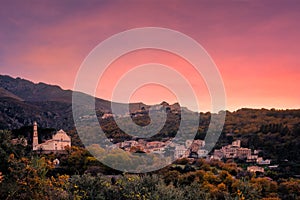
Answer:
0;75;175;129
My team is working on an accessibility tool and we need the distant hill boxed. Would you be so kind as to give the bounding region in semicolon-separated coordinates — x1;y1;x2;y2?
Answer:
0;87;23;101
0;75;149;130
0;75;75;129
0;75;72;102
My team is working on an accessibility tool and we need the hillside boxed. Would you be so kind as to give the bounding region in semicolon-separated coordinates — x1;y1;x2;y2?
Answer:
1;75;299;166
0;75;149;129
0;75;107;129
0;75;73;129
0;75;72;102
0;87;23;101
0;75;179;130
0;74;299;183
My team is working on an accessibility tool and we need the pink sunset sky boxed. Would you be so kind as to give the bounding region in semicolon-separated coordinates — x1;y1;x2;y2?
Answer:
1;0;299;111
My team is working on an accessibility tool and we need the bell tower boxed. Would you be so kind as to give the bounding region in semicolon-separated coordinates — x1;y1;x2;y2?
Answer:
33;121;38;150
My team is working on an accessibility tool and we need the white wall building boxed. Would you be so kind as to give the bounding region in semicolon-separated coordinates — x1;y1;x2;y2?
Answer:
174;145;189;158
32;122;71;152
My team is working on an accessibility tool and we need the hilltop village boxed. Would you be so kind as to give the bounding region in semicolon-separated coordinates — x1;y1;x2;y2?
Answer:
3;109;299;200
99;106;276;174
108;137;273;174
17;120;274;175
13;120;275;174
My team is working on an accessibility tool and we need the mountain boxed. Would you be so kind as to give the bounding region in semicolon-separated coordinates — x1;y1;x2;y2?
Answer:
0;76;72;129
0;75;75;102
0;87;23;101
0;75;148;130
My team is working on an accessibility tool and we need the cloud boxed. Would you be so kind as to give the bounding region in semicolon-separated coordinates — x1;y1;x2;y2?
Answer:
1;0;299;110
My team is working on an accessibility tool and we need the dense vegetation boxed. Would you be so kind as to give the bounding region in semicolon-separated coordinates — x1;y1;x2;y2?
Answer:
1;129;300;200
98;108;300;175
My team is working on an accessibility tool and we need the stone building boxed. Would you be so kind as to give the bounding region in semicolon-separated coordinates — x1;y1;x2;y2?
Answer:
247;166;264;173
32;122;71;152
236;148;251;159
213;140;252;159
174;145;189;158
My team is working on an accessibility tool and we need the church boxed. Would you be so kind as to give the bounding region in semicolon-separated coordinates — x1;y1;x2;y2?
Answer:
32;121;71;152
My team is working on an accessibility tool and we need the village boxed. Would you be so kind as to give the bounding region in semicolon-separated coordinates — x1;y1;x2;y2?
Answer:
99;107;277;174
109;137;274;174
11;121;276;175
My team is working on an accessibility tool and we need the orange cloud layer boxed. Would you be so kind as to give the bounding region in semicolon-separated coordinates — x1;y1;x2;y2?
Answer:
1;1;299;111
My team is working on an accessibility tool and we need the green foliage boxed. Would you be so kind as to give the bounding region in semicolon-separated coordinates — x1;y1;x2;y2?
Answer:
1;107;300;199
0;149;299;200
0;154;70;200
0;130;27;173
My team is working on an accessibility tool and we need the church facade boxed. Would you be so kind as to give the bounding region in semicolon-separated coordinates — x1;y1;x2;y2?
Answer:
32;122;71;152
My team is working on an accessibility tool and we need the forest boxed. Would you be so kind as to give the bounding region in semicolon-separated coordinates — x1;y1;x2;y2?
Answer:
0;108;300;199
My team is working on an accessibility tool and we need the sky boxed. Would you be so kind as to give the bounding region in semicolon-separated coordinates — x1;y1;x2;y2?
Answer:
0;0;299;111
